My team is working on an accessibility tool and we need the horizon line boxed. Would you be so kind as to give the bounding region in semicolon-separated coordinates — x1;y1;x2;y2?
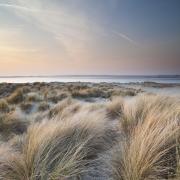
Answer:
0;75;180;78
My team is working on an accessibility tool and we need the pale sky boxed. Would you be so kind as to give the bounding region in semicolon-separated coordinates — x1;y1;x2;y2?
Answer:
0;0;180;76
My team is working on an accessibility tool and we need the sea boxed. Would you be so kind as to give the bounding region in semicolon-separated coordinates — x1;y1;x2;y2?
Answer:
0;75;180;84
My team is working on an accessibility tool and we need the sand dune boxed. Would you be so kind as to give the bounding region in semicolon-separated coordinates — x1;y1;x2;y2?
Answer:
0;82;179;179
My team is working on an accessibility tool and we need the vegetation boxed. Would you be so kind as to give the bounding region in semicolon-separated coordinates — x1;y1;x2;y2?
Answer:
0;111;117;179
106;97;124;119
0;99;9;113
47;92;69;103
7;88;24;104
0;82;179;179
20;102;33;114
38;102;50;112
111;95;180;180
71;87;109;98
0;111;28;140
26;93;42;102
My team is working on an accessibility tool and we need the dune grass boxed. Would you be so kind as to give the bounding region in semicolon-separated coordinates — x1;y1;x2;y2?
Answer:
0;99;9;113
48;98;74;119
26;93;42;102
0;83;179;179
106;97;124;119
0;111;117;179
7;88;24;104
20;102;33;114
111;89;137;97
111;95;180;180
47;92;69;103
71;87;110;98
38;102;50;112
175;144;180;179
0;111;28;140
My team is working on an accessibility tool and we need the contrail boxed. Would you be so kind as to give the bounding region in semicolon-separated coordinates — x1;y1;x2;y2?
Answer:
0;3;65;15
0;3;33;11
113;31;138;46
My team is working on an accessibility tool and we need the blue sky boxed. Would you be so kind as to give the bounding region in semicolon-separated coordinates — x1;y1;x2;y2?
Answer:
0;0;179;75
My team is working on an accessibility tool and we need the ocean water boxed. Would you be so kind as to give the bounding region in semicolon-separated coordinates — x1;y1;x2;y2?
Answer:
0;76;180;84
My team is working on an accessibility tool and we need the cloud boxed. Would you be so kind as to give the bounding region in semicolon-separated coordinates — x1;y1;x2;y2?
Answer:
1;0;94;58
0;0;138;58
0;2;72;15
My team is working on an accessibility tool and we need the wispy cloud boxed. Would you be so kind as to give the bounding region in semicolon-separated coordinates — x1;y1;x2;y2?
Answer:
0;0;138;57
0;2;71;15
0;0;179;75
1;1;94;58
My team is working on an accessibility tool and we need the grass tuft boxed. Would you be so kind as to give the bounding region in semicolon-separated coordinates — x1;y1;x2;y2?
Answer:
0;111;28;140
38;102;50;112
20;102;33;114
0;99;9;113
111;95;180;180
7;88;24;104
106;97;124;119
0;111;117;179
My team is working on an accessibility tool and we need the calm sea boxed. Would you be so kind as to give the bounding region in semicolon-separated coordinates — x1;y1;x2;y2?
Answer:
0;76;180;84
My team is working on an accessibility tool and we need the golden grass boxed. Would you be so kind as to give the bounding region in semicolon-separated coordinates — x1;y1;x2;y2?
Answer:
111;89;137;97
111;95;180;180
58;102;81;119
71;87;109;98
0;111;28;140
47;92;69;103
0;111;117;179
38;102;50;112
106;97;124;119
48;98;74;118
20;102;33;114
175;139;180;179
0;83;180;179
115;95;180;135
0;99;9;113
7;88;24;104
26;93;42;102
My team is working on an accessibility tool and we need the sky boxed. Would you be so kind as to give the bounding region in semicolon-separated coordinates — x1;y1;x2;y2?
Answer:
0;0;180;76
